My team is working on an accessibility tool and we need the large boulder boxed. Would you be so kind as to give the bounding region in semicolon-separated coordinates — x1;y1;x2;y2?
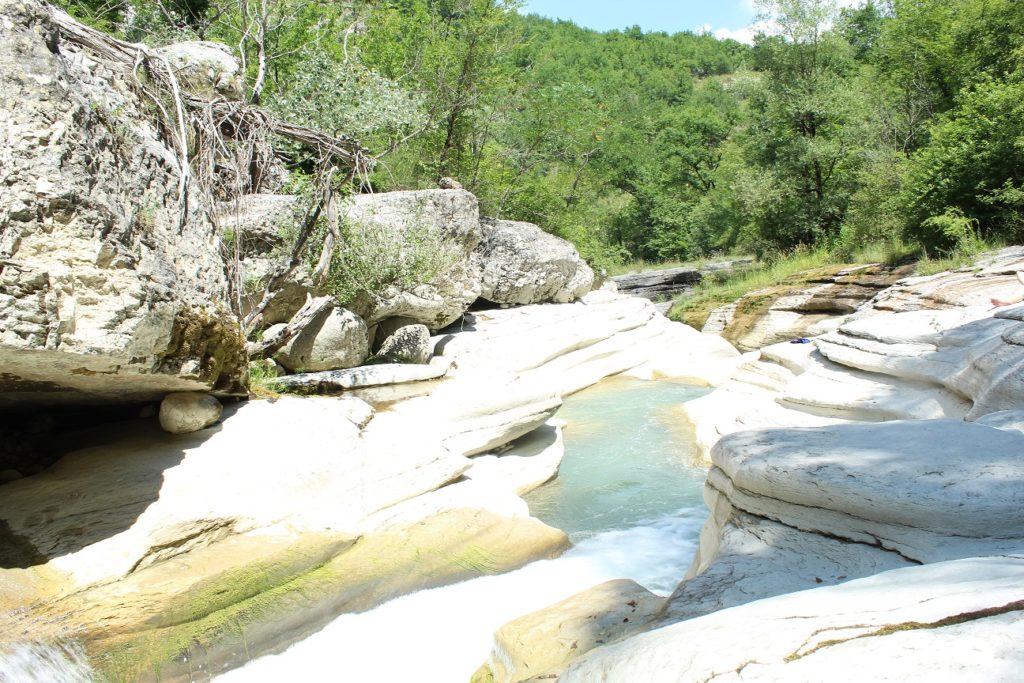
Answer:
377;323;432;364
220;190;486;330
475;217;594;305
154;41;245;101
0;0;246;408
158;392;223;434
273;306;369;373
346;190;484;329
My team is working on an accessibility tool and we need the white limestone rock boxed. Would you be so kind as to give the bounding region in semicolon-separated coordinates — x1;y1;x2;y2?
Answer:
436;292;657;379
274;306;369;373
663;507;911;624
377;324;432;364
975;410;1024;435
464;419;565;496
0;0;246;408
561;556;1024;683
158;392;223;434
273;362;447;393
707;420;1024;563
477;579;664;683
0;396;469;591
475;217;594;305
155;41;244;100
623;315;742;386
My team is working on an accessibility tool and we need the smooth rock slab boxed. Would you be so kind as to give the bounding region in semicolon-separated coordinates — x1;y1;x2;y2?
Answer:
664;509;912;625
273;363;447;393
561;556;1024;683
158;392;223;434
710;420;1024;562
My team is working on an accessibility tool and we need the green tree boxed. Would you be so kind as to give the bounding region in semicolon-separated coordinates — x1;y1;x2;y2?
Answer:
361;0;522;184
742;0;865;250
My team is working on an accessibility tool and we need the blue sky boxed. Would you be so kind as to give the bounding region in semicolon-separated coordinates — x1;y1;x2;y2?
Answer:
518;0;759;40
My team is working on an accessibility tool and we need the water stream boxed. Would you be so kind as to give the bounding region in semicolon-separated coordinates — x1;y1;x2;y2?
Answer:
218;377;711;682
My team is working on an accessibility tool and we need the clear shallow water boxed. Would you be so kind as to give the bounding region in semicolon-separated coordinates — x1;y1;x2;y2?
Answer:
217;377;711;683
526;376;710;541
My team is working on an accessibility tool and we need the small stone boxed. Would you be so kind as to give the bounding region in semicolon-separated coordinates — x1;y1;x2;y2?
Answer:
158;392;223;434
0;469;24;484
378;324;432;364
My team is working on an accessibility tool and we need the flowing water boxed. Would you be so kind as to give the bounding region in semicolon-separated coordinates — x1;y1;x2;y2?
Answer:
0;642;95;683
217;376;711;682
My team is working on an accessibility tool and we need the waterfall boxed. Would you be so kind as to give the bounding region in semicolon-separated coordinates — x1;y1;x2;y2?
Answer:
0;642;96;683
217;378;711;682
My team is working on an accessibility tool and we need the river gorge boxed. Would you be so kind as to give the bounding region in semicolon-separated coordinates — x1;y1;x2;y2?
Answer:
3;2;1024;681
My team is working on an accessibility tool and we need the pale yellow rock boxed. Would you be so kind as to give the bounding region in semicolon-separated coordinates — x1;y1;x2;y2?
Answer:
475;579;664;683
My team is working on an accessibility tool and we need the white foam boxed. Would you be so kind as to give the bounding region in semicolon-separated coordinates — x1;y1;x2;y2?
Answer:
0;642;96;683
216;508;704;683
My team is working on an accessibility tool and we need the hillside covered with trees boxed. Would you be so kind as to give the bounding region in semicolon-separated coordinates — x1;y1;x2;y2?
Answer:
58;0;1024;269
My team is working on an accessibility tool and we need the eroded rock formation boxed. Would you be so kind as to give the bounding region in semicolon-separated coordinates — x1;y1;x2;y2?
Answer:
0;0;246;408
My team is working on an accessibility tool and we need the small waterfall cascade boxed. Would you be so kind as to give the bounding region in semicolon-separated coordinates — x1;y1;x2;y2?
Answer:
0;642;97;683
217;377;711;682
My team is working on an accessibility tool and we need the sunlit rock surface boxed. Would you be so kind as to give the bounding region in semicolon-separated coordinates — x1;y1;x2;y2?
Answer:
562;556;1024;683
0;0;246;407
475;217;594;305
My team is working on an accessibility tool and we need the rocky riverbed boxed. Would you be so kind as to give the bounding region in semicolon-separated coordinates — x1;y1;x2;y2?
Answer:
4;1;1024;681
473;247;1024;682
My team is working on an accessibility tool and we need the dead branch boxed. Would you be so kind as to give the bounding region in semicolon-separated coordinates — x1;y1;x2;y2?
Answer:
245;293;333;359
241;165;340;334
47;4;372;173
311;192;340;286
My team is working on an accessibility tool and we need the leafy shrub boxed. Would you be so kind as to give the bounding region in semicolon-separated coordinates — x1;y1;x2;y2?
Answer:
315;211;460;311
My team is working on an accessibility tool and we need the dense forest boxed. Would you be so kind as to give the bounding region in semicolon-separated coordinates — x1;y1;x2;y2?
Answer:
59;0;1024;270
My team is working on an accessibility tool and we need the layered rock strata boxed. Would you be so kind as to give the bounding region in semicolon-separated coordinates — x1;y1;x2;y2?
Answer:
561;556;1024;682
702;263;909;351
478;249;1024;682
0;0;246;408
0;290;736;680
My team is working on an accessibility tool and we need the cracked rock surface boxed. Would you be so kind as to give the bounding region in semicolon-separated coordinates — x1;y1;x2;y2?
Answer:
0;0;246;408
562;555;1024;683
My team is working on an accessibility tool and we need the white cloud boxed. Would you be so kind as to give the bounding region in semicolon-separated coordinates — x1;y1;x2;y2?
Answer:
716;0;866;45
713;25;758;44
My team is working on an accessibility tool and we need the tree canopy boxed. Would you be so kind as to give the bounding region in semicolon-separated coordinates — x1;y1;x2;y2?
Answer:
57;0;1024;266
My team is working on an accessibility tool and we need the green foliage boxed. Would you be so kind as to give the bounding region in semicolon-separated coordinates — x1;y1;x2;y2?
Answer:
316;212;460;310
268;46;426;160
900;76;1024;246
61;0;1024;271
247;359;284;397
668;244;833;328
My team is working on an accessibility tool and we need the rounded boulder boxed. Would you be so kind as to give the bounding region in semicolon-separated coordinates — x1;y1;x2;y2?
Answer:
159;393;224;434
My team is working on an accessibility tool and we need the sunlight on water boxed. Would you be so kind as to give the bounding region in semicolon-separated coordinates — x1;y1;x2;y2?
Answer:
216;377;711;683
